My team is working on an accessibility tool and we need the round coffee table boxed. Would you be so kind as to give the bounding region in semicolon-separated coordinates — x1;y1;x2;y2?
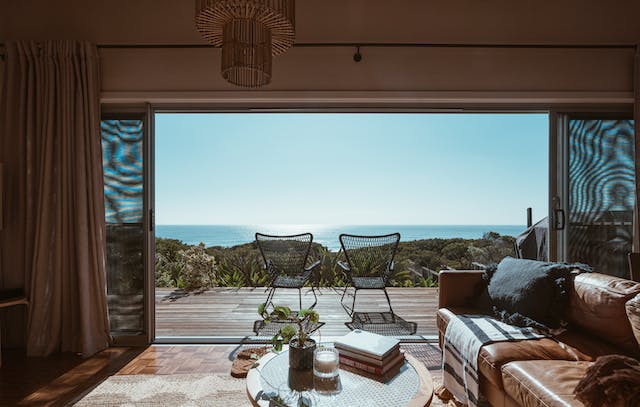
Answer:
246;348;433;406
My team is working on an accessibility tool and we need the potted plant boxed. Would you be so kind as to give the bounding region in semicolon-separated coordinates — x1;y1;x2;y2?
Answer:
258;303;319;371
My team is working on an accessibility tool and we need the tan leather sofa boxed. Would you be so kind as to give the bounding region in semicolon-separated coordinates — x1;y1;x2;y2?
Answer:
437;270;640;407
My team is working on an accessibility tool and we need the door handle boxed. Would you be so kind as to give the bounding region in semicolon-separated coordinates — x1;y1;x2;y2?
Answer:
553;208;565;231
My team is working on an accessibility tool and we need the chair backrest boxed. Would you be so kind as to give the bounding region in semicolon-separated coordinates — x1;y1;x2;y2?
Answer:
255;233;313;277
339;233;400;278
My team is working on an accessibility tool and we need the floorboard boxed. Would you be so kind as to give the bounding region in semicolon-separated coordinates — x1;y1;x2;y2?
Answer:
155;287;439;337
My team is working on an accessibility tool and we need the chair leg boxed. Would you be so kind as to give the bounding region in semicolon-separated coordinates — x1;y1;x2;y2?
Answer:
309;286;318;310
264;287;276;309
340;286;355;316
383;287;394;314
350;288;358;317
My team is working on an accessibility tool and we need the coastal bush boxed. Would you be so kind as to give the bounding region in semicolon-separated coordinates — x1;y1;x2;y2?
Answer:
153;231;519;289
178;243;217;291
155;241;216;290
155;238;189;288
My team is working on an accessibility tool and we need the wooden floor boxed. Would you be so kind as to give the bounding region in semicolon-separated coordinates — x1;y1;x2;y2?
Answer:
1;343;443;406
156;287;439;337
0;347;143;406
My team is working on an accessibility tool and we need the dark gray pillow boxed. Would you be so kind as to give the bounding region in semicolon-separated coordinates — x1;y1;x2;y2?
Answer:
487;257;574;330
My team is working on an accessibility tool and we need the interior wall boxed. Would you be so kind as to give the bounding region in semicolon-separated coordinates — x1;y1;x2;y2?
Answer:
1;0;639;102
100;47;635;95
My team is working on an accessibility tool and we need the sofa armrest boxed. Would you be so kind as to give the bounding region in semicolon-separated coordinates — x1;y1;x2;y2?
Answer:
438;270;485;309
626;293;640;349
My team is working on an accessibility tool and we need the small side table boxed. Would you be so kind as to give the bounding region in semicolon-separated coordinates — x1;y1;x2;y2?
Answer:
247;347;433;407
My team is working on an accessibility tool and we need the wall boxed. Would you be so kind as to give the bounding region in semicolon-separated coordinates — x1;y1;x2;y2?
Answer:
1;0;639;104
99;46;635;104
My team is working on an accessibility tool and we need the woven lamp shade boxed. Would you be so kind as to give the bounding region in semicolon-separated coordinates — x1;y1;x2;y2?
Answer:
195;0;295;87
222;19;272;87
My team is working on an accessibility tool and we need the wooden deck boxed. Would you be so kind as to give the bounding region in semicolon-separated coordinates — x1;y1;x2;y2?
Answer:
155;287;439;338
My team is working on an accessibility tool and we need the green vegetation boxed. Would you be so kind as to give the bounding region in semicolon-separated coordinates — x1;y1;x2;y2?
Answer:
155;232;515;290
258;304;320;351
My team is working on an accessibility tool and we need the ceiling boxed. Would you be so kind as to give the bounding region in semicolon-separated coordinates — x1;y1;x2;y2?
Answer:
2;0;640;45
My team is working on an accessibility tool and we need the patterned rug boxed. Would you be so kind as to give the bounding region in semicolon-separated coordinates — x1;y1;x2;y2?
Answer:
75;343;457;407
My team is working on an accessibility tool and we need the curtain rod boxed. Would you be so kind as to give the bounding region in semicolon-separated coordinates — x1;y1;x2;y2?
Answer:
96;42;636;50
0;42;635;59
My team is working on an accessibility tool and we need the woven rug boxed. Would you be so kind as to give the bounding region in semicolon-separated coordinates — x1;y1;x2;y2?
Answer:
74;374;251;407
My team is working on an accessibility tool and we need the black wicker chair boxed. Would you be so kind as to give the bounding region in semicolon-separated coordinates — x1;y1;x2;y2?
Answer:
338;233;400;316
255;232;321;310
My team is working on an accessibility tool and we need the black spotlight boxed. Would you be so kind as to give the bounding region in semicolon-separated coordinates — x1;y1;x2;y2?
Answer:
353;46;362;62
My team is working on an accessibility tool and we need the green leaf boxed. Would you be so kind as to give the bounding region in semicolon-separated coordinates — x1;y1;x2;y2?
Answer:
299;309;319;324
272;335;283;352
280;324;297;342
273;305;291;320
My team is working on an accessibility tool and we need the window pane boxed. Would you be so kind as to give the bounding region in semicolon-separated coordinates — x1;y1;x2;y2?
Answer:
568;119;635;278
102;119;145;335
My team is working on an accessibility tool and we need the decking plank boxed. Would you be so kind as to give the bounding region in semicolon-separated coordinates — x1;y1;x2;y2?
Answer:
155;287;439;337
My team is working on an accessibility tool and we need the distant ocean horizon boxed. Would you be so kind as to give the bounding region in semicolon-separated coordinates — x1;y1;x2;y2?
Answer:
155;224;526;251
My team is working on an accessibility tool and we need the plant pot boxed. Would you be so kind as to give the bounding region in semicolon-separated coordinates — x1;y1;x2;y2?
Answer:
289;338;316;371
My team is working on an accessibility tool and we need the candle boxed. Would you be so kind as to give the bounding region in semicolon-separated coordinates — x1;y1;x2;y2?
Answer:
314;348;339;378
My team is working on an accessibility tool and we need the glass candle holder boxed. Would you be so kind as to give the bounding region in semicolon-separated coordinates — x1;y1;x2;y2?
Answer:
313;346;339;379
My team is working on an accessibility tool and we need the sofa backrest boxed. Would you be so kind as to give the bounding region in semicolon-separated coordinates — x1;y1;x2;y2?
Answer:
566;273;640;355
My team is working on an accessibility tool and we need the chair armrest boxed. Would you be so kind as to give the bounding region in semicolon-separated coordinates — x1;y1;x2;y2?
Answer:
305;259;322;272
337;261;351;272
438;270;485;309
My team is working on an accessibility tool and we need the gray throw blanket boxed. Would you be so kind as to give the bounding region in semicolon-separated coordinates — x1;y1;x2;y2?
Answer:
443;314;545;407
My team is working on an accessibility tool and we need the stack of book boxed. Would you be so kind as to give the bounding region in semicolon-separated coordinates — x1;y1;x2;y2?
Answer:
334;330;405;383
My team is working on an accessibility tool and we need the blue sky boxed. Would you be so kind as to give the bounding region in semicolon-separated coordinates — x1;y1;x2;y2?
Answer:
155;113;548;225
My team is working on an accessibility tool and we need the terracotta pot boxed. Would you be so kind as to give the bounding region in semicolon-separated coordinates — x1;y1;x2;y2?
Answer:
288;338;316;371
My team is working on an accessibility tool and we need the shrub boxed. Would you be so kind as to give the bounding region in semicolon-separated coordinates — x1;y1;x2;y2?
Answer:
179;243;217;291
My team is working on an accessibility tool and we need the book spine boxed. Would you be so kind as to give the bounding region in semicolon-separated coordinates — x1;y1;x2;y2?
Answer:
339;351;405;374
339;355;384;375
336;348;385;366
335;343;399;360
336;347;401;366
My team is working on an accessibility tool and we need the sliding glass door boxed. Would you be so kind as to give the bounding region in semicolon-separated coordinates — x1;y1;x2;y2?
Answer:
552;113;635;278
101;113;152;344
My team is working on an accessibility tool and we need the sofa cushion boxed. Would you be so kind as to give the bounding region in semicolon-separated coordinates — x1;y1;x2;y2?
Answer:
626;293;640;348
487;257;575;330
502;360;589;407
567;273;640;355
437;308;597;389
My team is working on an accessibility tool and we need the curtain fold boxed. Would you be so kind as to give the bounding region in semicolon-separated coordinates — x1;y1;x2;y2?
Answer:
0;41;109;357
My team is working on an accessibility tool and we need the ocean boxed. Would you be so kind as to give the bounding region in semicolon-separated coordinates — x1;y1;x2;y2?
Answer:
155;224;526;251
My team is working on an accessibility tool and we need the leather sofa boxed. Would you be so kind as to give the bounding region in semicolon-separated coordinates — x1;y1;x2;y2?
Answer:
437;270;640;407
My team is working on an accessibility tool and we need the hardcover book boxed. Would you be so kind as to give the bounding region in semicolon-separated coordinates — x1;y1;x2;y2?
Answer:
339;351;405;375
334;330;400;360
339;355;405;383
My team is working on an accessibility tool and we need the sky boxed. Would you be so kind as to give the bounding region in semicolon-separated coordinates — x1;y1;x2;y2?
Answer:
155;113;548;225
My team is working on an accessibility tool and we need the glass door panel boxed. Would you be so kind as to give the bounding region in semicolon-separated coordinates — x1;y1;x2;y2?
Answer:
566;117;634;277
101;118;146;337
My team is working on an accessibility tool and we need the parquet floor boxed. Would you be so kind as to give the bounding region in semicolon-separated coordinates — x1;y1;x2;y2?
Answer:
156;287;439;337
0;343;443;406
